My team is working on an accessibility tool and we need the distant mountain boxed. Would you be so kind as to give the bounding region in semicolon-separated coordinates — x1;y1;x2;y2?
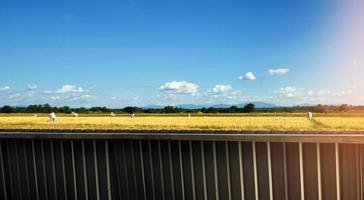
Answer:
175;104;207;109
210;104;231;108
241;101;279;108
294;103;314;107
13;104;29;108
143;102;279;109
211;102;279;108
143;104;164;109
143;104;206;109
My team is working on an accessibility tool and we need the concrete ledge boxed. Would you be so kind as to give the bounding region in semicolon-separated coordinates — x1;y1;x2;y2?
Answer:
0;129;364;143
1;128;363;134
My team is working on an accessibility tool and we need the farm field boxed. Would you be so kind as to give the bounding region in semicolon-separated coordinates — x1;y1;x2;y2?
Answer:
1;114;364;131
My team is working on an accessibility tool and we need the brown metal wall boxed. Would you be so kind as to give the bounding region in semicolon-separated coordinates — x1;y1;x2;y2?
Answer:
0;138;363;200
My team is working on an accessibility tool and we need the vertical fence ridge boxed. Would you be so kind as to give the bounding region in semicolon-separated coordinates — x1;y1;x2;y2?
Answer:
189;141;196;200
283;142;288;200
267;142;273;200
299;142;305;200
71;141;78;200
93;141;101;200
252;141;259;200
22;141;31;200
225;141;232;200
201;141;208;200
40;141;49;200
0;141;7;200
335;143;341;200
60;141;68;200
167;141;175;200
139;140;147;200
317;143;322;200
81;141;88;200
212;141;219;200
158;141;166;200
105;141;112;200
50;141;58;200
239;142;245;200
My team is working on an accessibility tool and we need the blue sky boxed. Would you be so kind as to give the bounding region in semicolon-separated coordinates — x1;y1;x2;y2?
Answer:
1;0;364;107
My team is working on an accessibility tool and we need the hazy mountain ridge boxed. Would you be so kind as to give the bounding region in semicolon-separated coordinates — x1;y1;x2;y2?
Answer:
144;102;279;109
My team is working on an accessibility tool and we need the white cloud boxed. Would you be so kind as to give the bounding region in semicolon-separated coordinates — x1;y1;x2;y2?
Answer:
45;84;90;94
28;91;36;97
159;81;199;94
238;72;256;80
203;85;247;104
49;94;95;102
27;85;38;91
84;95;94;100
0;86;11;92
268;68;290;76
274;86;301;98
41;84;96;104
8;93;21;100
272;86;364;105
211;85;232;94
26;85;38;97
111;96;117;100
68;94;94;101
50;96;60;101
279;86;297;93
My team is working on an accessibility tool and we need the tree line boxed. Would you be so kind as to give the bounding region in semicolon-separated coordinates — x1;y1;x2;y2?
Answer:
0;103;363;114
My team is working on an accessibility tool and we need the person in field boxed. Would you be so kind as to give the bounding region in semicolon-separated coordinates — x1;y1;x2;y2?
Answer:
307;112;313;121
49;112;57;122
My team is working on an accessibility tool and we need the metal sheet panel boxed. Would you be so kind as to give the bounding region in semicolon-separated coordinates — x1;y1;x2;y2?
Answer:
0;132;363;200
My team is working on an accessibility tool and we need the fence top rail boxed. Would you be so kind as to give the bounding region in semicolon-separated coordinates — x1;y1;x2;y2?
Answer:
1;130;364;143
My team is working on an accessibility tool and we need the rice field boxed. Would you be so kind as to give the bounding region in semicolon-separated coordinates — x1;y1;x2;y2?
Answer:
1;115;364;131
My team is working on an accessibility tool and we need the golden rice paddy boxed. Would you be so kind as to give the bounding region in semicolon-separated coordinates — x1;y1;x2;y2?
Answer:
1;115;364;131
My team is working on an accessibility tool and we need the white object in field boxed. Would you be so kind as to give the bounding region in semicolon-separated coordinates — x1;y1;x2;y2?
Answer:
188;113;191;117
131;113;135;118
71;112;78;117
110;112;116;117
307;112;313;121
33;114;37;117
49;112;57;122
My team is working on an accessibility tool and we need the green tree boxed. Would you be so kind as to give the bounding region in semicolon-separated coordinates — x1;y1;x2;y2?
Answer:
163;106;176;113
243;103;255;113
124;106;137;114
42;104;53;113
229;106;238;113
338;104;348;112
1;105;14;113
59;106;71;113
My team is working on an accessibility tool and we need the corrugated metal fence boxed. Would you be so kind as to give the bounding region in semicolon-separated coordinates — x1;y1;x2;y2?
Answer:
0;131;364;200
